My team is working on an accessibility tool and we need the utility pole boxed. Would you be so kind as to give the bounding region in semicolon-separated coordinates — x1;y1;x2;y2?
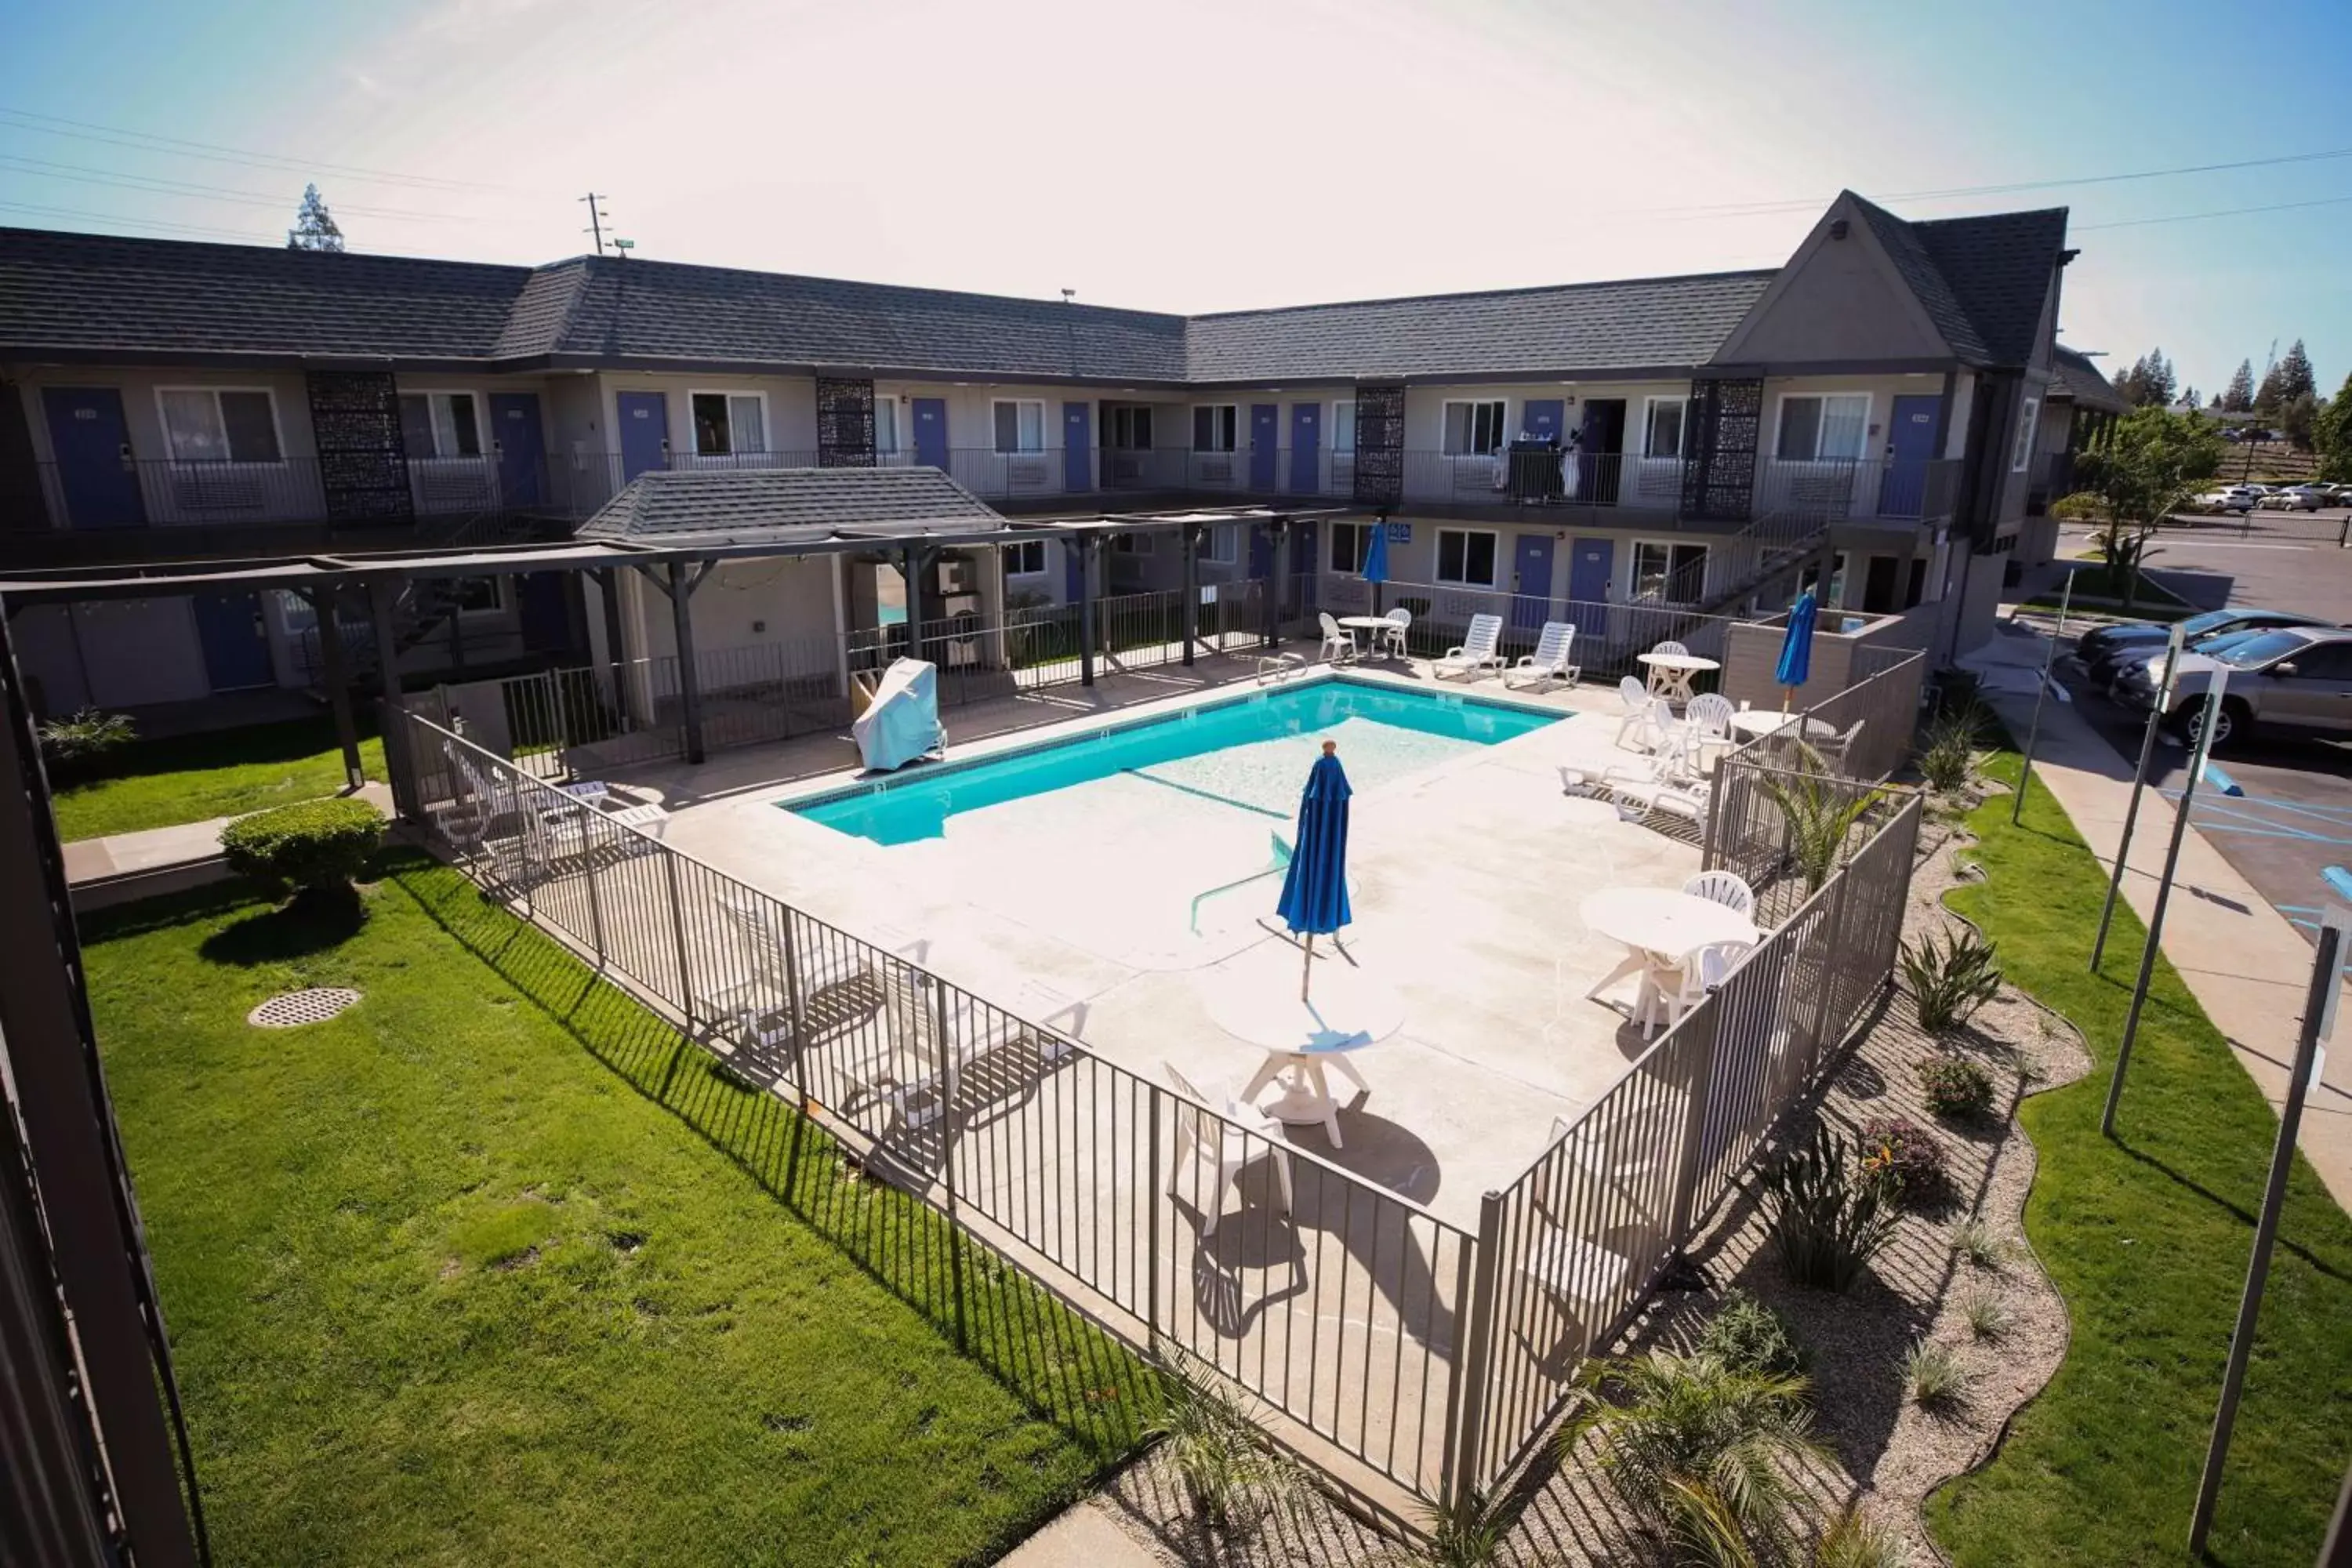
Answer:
579;192;609;256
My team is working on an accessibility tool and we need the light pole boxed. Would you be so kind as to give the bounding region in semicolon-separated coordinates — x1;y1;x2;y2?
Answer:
2101;665;2229;1137
2011;572;2073;826
2092;622;2185;970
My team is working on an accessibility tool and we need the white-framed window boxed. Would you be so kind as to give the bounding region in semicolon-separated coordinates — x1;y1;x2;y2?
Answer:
1108;405;1153;449
690;390;768;456
874;397;900;455
1633;540;1710;601
1442;400;1508;456
451;576;506;616
1192;405;1238;453
1773;393;1870;461
2011;396;2040;471
993;399;1046;454
398;391;483;459
1206;524;1239;564
1642;396;1687;458
156;387;282;463
1328;520;1375;572
1436;527;1498;587
1332;400;1357;454
1004;539;1047;576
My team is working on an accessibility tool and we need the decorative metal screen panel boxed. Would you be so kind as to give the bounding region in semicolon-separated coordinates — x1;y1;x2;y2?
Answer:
815;377;877;468
305;370;413;521
1351;383;1404;506
1680;376;1762;523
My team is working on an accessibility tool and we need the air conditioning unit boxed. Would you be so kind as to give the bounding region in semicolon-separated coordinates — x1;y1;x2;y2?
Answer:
935;557;975;593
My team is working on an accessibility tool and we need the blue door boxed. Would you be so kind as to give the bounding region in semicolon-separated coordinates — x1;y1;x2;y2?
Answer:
42;387;144;529
1878;394;1939;517
1289;404;1320;493
1062;401;1092;492
1521;399;1564;442
517;574;570;652
193;591;274;691
913;397;949;470
1510;533;1555;632
616;390;669;480
489;393;545;506
1567;536;1613;636
1249;404;1279;491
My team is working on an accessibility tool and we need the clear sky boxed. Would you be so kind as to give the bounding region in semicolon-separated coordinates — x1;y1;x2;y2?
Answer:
2;0;2345;399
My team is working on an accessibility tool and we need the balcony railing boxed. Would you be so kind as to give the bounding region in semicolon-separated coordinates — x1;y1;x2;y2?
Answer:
1750;456;1960;523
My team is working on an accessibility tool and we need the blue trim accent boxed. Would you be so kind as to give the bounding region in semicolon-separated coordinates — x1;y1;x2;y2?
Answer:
2201;764;2244;797
2325;866;2352;904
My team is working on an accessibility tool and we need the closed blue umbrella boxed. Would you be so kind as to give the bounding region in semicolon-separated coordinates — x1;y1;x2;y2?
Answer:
1777;590;1818;711
1360;520;1389;615
1276;741;1353;1000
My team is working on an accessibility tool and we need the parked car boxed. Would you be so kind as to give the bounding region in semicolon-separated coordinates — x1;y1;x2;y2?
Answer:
2193;485;2261;513
2257;485;2328;511
2075;607;2336;690
2114;625;2352;749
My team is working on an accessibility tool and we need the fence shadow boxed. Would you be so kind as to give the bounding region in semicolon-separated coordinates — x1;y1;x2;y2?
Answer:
386;848;1150;1468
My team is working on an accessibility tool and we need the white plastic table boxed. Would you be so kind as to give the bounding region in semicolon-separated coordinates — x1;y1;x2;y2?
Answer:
1580;887;1759;1036
1728;710;1835;741
1201;943;1403;1147
1636;652;1721;705
1338;615;1397;659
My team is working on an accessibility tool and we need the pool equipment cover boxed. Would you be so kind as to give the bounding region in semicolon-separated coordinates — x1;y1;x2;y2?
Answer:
854;658;945;771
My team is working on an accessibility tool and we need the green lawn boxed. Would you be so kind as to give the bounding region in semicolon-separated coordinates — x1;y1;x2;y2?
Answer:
53;713;386;841
85;855;1139;1566
1926;753;2352;1567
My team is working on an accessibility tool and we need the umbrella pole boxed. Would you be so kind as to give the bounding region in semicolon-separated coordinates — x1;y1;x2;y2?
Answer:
1301;933;1313;1000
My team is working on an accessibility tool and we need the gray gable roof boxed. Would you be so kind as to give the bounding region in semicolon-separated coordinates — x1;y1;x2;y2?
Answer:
1844;194;2067;368
0;227;531;360
1184;272;1776;382
575;466;1005;546
2047;345;2129;415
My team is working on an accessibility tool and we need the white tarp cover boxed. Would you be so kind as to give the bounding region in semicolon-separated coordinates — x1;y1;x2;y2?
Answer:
854;658;943;771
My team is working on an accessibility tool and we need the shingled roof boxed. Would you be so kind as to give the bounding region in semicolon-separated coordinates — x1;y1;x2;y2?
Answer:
575;466;1006;546
2046;344;2129;416
1844;194;2068;368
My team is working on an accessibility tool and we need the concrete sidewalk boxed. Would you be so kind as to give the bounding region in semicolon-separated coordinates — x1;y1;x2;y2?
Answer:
1000;1497;1166;1567
61;782;395;907
1964;619;2352;1213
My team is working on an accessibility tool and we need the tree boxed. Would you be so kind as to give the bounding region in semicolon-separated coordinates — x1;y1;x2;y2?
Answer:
2276;339;2317;403
2180;385;2200;409
2254;361;2285;416
2113;348;2175;408
2208;390;2223;408
288;184;345;252
2221;359;2256;412
2067;407;2224;610
2314;372;2352;483
2282;390;2319;451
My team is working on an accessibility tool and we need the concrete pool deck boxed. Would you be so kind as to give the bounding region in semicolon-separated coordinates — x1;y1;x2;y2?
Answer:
621;661;1708;1232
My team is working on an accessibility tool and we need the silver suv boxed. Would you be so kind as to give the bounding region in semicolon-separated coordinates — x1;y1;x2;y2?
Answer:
2114;625;2352;750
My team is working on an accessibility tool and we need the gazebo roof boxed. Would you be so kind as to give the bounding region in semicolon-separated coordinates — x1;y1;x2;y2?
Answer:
575;465;1007;547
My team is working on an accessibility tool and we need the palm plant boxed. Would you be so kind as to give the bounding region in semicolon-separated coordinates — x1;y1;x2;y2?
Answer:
1812;1504;1903;1568
1900;927;2002;1035
1142;1347;1301;1527
1561;1349;1824;1567
1759;745;1884;892
1915;705;1985;794
1419;1484;1513;1567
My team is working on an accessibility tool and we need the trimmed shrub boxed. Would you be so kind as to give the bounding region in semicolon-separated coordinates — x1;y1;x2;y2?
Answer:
1693;1288;1807;1381
220;798;384;895
1857;1116;1947;1206
1900;926;2002;1034
1765;1127;1898;1292
1917;1053;1997;1120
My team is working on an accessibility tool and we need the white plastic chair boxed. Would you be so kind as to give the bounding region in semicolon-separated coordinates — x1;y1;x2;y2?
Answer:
1683;691;1736;770
1651;639;1690;658
1657;939;1758;1031
1164;1065;1294;1236
1434;613;1504;681
1318;612;1357;663
1504;621;1581;690
1380;606;1412;658
1682;869;1757;918
1613;676;1656;750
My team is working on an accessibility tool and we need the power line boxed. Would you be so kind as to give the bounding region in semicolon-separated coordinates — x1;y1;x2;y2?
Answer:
2074;192;2352;230
0;152;525;223
0;104;522;193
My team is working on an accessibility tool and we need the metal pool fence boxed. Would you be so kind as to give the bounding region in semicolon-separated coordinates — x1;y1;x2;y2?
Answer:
389;706;1921;1513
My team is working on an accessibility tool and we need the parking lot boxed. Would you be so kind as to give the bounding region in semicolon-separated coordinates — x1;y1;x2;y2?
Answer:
2045;507;2351;942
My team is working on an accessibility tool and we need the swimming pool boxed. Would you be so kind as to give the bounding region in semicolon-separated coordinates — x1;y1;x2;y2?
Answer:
790;677;1560;846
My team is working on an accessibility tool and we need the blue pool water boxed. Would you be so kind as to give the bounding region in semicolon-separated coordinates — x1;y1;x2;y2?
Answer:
792;679;1559;846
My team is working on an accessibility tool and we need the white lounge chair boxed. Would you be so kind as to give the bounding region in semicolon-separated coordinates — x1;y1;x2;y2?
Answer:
1682;869;1757;918
703;894;890;1054
854;963;1069;1131
1504;621;1581;690
1164;1065;1293;1237
1318;612;1357;664
1433;612;1504;681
